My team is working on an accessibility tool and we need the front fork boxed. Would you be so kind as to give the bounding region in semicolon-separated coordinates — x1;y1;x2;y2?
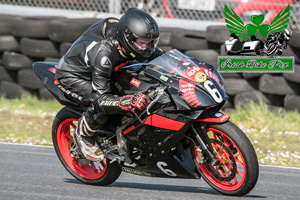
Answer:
191;123;220;166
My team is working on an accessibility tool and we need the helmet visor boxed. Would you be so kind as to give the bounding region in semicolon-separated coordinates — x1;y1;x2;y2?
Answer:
134;38;151;50
133;38;158;51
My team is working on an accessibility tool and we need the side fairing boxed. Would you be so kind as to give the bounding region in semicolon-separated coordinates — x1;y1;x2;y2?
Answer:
114;67;159;95
143;67;224;110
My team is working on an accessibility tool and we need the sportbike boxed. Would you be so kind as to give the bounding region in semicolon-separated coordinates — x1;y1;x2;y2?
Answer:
33;49;259;196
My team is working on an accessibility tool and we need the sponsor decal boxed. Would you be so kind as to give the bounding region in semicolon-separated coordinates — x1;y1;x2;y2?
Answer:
101;56;112;68
122;167;153;177
57;85;83;101
186;66;201;77
195;72;207;82
100;100;119;106
159;75;169;82
130;78;141;88
179;79;201;108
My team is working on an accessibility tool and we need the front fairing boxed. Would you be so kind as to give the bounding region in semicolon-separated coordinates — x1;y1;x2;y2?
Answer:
146;49;227;110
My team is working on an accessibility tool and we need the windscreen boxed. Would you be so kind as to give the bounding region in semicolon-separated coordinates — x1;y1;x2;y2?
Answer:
149;49;224;86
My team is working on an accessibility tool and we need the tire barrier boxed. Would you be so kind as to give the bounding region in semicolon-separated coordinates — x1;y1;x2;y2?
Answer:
0;15;299;112
48;18;100;43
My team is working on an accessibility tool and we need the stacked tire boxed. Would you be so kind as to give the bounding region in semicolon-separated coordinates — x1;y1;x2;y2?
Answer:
0;16;100;99
0;15;300;112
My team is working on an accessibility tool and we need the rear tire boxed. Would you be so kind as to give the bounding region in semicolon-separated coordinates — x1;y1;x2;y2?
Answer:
52;107;121;185
192;121;259;196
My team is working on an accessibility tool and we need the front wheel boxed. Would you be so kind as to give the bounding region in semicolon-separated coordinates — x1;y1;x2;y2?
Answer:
193;121;259;196
52;107;121;185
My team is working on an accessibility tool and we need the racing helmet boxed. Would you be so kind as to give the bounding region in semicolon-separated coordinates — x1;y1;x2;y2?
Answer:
116;8;160;61
284;28;292;40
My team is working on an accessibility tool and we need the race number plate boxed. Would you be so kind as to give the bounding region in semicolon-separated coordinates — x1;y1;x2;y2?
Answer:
177;0;216;11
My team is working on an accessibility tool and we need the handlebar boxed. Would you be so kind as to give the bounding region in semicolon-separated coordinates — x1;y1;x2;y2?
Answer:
130;85;166;123
146;86;165;115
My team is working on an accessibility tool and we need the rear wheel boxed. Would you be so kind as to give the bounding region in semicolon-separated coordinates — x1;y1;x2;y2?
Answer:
193;121;259;196
52;107;121;185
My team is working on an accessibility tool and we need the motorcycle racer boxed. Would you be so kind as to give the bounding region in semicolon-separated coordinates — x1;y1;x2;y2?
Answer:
55;8;164;161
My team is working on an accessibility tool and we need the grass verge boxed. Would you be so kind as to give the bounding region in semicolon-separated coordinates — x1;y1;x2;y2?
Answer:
0;95;63;145
226;102;300;168
0;96;299;167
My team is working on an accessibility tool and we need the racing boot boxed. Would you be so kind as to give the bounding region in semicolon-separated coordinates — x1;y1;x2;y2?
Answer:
74;112;105;162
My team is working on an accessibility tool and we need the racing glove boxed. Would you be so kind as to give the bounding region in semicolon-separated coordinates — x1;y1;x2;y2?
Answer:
118;93;150;111
131;93;150;111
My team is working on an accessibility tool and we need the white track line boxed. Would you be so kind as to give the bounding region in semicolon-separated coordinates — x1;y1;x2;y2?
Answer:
0;142;53;148
1;142;299;170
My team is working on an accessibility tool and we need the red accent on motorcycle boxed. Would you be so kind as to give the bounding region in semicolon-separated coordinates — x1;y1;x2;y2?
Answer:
54;80;59;85
48;67;56;74
56;118;107;179
144;114;185;131
194;127;247;191
196;114;229;123
123;125;136;135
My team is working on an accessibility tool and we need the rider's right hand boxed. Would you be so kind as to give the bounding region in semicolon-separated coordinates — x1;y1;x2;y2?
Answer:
118;93;150;111
130;93;150;111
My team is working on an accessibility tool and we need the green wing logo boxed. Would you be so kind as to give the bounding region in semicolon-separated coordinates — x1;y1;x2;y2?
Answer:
224;5;247;41
225;5;290;41
270;5;290;33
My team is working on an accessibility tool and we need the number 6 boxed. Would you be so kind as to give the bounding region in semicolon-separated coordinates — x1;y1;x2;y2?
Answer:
204;80;223;103
157;161;177;177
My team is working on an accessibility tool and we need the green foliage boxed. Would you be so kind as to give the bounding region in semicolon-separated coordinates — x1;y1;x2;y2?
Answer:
0;95;63;114
0;95;63;145
225;101;300;168
0;96;299;167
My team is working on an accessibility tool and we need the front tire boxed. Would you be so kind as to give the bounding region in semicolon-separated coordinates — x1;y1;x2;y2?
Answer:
52;107;121;185
193;121;259;196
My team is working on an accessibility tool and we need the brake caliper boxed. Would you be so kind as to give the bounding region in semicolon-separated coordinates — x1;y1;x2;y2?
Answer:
195;146;205;164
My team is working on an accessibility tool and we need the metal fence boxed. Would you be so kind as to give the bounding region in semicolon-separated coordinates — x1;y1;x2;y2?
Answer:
0;0;299;29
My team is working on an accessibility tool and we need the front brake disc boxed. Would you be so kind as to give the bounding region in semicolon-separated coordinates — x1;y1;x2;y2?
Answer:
205;139;237;181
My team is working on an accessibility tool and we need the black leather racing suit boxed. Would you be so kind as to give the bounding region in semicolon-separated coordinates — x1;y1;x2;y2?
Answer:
55;18;163;129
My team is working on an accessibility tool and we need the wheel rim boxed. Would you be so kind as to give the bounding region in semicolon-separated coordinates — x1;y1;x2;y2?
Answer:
56;118;107;180
195;128;247;191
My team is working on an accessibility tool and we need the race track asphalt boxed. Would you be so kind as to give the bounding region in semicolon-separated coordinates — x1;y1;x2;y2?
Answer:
0;142;299;200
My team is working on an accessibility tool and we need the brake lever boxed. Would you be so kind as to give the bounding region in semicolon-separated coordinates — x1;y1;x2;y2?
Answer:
146;86;165;115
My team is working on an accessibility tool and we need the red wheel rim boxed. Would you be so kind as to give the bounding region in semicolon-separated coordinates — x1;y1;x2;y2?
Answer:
195;128;246;191
56;118;107;180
